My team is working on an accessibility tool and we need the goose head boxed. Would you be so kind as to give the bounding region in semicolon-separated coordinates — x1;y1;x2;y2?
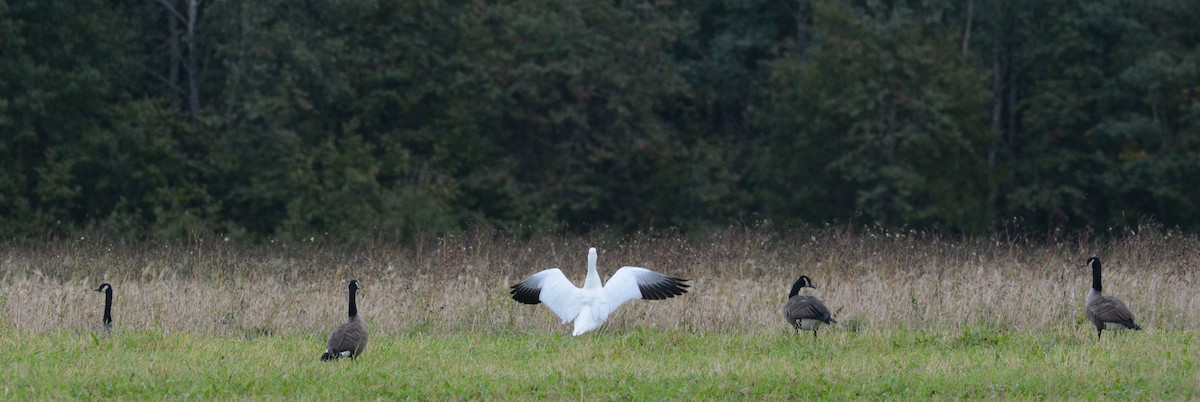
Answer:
788;275;816;297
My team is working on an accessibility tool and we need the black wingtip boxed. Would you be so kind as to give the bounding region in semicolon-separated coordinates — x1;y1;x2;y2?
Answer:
672;277;691;288
509;282;543;305
640;277;689;300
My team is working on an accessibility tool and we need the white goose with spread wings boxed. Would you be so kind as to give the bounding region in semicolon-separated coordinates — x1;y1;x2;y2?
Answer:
510;247;689;336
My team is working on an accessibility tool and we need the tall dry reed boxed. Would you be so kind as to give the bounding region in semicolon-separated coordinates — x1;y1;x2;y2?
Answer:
2;225;1196;336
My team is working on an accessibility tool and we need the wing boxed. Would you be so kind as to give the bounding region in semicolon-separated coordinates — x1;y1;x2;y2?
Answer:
349;319;368;356
600;266;689;315
510;268;583;323
327;321;365;354
783;295;832;322
1088;296;1136;324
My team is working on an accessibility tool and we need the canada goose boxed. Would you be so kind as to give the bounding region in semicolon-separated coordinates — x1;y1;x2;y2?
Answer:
781;275;836;338
510;247;689;336
1082;257;1141;340
94;283;113;333
321;279;368;361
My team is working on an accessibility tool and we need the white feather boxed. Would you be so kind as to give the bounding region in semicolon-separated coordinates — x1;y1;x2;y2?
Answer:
322;349;353;357
512;247;686;336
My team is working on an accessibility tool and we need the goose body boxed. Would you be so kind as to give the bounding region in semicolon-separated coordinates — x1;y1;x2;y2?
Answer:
322;280;368;361
781;275;836;338
510;247;689;336
1083;257;1141;340
94;283;113;333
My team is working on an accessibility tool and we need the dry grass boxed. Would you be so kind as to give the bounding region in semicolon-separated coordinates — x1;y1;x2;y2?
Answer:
2;225;1197;336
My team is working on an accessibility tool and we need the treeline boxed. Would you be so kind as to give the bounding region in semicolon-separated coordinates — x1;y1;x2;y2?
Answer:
2;0;1198;240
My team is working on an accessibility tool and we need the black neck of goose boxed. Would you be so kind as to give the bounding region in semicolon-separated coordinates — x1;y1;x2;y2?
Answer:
788;278;805;298
347;286;358;318
1091;261;1103;293
103;290;113;327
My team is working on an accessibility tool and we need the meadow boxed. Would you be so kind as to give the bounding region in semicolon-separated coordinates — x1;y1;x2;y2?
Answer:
2;225;1198;398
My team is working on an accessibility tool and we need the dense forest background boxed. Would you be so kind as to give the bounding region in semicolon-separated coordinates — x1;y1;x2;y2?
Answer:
2;0;1198;241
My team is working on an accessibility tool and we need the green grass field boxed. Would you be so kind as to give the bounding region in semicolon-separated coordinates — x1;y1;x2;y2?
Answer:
2;328;1195;399
4;228;1199;398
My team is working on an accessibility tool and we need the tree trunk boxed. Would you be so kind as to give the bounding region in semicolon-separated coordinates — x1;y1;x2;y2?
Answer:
793;1;811;55
961;0;973;55
158;0;202;120
169;7;181;102
989;52;1001;169
186;0;201;121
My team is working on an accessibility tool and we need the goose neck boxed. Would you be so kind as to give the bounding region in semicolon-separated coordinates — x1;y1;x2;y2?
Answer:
348;287;358;318
788;278;806;298
103;290;113;326
584;248;602;289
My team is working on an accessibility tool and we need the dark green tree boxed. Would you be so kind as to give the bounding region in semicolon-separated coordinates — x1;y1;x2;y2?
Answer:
975;0;1200;230
0;1;199;237
753;1;994;230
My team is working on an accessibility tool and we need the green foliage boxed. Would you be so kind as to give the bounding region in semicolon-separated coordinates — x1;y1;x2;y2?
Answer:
2;0;1200;240
754;1;993;229
977;0;1200;229
0;0;145;236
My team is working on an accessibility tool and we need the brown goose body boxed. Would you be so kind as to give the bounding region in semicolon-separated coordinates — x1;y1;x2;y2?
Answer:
325;315;368;359
1086;295;1139;331
1083;257;1141;340
322;280;368;361
781;275;836;338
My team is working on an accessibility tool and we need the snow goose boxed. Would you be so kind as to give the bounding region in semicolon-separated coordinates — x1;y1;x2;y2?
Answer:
510;247;689;335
